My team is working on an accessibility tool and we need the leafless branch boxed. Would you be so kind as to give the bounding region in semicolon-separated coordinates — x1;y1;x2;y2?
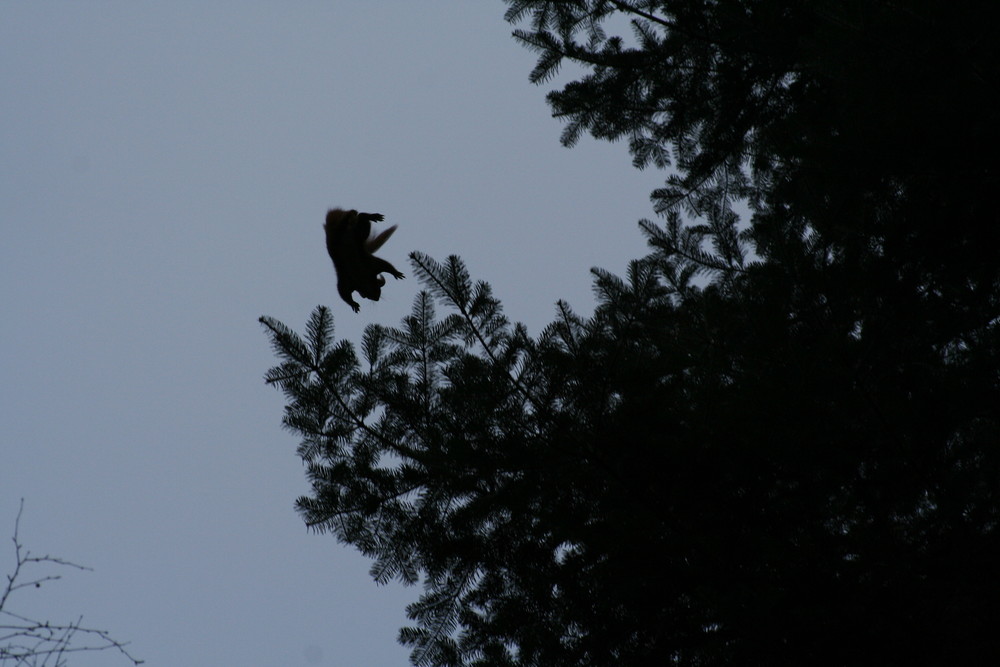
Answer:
1;500;143;665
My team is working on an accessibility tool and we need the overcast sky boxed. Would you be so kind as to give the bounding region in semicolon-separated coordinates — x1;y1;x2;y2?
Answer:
1;3;661;665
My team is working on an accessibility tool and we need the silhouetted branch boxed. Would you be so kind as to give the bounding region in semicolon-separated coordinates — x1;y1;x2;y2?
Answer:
1;500;143;665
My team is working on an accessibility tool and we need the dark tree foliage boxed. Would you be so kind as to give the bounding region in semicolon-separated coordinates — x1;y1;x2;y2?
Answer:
261;1;1000;665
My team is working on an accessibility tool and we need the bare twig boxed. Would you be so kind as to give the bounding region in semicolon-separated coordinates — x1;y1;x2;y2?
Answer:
1;500;143;665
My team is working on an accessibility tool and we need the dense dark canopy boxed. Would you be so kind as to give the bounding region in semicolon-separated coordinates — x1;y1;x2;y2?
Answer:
262;2;1000;665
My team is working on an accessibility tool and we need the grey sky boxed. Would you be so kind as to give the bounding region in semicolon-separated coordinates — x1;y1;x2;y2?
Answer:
1;3;660;665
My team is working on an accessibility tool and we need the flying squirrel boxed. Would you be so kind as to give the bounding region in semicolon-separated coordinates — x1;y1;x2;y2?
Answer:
324;208;405;312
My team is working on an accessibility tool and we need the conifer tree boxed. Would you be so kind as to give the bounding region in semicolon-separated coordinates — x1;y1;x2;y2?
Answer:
262;2;1000;664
